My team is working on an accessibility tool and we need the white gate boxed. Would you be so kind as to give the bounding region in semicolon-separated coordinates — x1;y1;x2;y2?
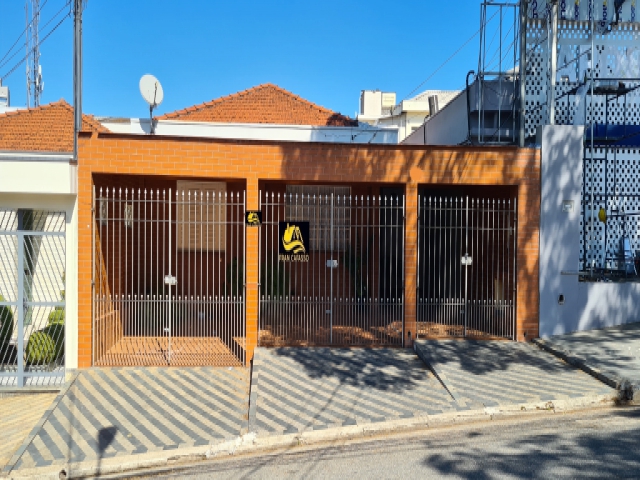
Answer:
0;209;66;387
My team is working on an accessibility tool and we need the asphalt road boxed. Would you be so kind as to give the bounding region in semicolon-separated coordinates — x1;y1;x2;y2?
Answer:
128;406;640;479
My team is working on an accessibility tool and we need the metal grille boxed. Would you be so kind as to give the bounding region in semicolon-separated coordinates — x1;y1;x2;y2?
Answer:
0;209;66;387
93;187;246;367
259;190;405;347
526;20;640;134
417;195;517;339
581;147;640;276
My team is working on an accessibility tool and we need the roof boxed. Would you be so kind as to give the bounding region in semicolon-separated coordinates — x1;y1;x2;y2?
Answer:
158;83;357;126
410;89;462;107
0;99;109;153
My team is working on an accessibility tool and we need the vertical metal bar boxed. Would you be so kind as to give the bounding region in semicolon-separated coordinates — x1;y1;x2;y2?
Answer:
512;197;517;340
464;196;469;337
17;230;24;386
168;189;172;364
330;192;334;344
92;186;96;365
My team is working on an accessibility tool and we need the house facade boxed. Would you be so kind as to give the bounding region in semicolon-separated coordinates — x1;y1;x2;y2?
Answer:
0;100;107;386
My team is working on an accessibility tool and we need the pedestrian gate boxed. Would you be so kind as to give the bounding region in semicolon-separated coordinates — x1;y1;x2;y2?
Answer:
259;189;405;346
0;209;66;387
417;194;517;339
92;185;246;366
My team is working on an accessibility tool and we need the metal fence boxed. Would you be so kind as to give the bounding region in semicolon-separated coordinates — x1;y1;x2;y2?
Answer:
259;189;405;346
417;195;517;339
93;186;246;367
0;209;66;387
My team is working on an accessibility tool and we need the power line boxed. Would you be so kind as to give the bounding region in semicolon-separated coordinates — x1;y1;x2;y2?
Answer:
401;7;500;102
0;5;70;81
0;0;48;66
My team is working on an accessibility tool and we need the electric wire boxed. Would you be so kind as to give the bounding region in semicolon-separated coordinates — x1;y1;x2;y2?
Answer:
0;1;71;80
400;7;500;102
0;0;49;67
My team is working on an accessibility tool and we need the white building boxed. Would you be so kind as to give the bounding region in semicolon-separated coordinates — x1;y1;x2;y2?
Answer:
358;89;460;142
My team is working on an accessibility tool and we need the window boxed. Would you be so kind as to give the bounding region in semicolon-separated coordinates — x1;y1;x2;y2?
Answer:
285;185;350;251
176;181;226;251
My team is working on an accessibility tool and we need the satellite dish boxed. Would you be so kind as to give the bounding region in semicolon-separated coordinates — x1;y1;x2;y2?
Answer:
139;74;163;134
139;74;163;107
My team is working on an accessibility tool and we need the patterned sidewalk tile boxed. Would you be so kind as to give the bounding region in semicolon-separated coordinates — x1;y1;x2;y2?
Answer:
249;347;460;435
0;393;57;471
8;367;249;471
414;340;616;407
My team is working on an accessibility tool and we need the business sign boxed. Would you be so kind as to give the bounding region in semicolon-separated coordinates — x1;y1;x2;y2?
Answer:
245;211;262;226
278;221;310;262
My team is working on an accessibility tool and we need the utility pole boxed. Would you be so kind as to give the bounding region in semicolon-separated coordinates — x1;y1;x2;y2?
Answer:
73;0;83;162
25;0;43;108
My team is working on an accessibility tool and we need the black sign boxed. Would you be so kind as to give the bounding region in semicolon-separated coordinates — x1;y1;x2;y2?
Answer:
278;221;310;262
245;211;262;226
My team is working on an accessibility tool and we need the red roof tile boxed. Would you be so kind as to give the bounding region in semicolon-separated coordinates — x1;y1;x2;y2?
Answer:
0;99;108;153
158;83;357;126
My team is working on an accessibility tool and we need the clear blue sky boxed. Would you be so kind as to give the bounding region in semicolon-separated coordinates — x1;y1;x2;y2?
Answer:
0;1;494;119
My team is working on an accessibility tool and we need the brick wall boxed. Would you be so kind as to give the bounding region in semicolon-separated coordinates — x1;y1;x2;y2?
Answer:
77;133;540;367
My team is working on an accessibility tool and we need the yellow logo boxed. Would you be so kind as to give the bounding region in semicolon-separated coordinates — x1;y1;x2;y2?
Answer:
282;223;306;254
247;212;260;225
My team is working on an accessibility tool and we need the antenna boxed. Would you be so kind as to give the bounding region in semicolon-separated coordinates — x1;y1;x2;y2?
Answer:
139;74;164;134
26;0;43;108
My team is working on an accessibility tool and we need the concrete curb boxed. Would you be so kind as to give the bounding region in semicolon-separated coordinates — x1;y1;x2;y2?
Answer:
531;338;639;402
1;391;617;480
1;371;80;476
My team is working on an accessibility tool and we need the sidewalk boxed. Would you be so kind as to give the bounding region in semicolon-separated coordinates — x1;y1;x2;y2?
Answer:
534;322;640;401
0;338;623;479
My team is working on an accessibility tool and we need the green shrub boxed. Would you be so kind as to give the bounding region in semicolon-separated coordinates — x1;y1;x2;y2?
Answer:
26;324;64;365
47;307;65;326
0;295;14;352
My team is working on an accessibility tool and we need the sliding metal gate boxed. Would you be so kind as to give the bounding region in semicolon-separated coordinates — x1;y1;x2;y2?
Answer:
259;189;404;346
0;209;66;387
417;194;517;339
93;186;246;367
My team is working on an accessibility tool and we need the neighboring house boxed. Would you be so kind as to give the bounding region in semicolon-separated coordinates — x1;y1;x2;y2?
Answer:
358;89;461;142
0;100;108;386
100;83;398;144
405;1;640;337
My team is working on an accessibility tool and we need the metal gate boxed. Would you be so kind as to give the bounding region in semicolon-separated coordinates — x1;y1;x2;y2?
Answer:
0;209;66;387
259;188;404;346
93;185;246;366
417;194;517;339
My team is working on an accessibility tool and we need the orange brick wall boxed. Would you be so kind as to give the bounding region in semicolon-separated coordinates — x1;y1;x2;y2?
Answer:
77;133;540;367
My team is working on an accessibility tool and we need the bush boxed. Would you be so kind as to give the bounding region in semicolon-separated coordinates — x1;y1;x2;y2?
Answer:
0;295;14;353
48;307;65;326
26;324;64;365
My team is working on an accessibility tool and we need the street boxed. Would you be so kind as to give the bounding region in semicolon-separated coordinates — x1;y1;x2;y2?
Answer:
126;406;640;479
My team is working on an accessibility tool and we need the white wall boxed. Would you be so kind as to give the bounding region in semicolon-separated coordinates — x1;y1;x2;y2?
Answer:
539;125;640;336
100;119;400;145
0;155;76;195
403;91;467;145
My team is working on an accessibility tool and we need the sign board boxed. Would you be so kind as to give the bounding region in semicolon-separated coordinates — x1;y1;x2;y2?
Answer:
245;211;262;226
278;221;310;262
164;275;177;285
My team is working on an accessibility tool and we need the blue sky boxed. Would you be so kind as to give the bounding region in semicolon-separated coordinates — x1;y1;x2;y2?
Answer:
0;1;493;119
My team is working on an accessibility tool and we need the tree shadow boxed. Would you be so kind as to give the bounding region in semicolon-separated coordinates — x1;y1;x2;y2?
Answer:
420;419;640;478
266;347;431;392
415;339;581;377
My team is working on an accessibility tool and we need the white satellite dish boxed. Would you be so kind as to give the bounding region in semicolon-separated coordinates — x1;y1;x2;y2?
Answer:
139;74;163;134
139;74;163;107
